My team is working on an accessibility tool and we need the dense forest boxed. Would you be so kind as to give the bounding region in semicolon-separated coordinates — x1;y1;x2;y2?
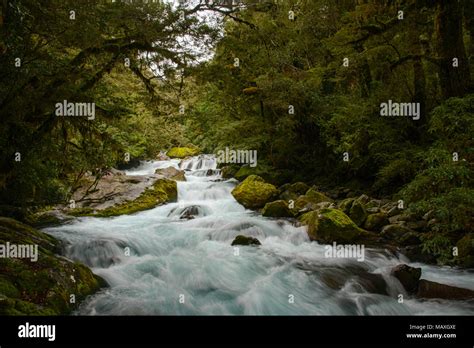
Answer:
0;0;473;316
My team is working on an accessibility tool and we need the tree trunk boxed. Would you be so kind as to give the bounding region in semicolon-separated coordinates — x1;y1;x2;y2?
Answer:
434;0;471;98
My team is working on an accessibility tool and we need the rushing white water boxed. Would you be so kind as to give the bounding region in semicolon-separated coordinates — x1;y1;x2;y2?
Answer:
44;156;474;315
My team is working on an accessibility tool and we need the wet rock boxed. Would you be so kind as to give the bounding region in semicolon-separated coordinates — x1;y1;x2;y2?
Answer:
231;175;279;210
356;194;370;205
387;206;402;217
404;220;427;232
349;200;367;227
364;212;389;232
0;218;106;315
305;186;333;204
380;224;414;240
338;198;356;215
366;207;380;214
155;166;186;181
220;165;239;179
279;182;310;201
299;208;365;244
179;205;201;220
262;200;293;218
231;235;261;246
391;264;421;293
416;279;474;300
25;209;74;228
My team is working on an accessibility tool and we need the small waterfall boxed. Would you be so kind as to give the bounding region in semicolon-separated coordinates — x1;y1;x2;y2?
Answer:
43;155;474;315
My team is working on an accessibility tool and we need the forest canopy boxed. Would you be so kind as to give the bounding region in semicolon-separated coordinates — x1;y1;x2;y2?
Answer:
0;0;473;260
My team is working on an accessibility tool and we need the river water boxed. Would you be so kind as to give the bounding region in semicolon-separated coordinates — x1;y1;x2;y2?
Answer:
43;156;474;315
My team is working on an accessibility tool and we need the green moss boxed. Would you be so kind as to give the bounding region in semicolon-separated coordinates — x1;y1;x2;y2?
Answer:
231;175;278;209
70;179;177;217
305;187;333;203
166;146;200;158
364;212;389;231
349;200;367;227
299;208;364;243
262;200;294;218
0;218;107;315
456;234;474;267
338;198;356;215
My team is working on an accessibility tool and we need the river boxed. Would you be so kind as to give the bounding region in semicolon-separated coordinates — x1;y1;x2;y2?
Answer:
43;155;474;315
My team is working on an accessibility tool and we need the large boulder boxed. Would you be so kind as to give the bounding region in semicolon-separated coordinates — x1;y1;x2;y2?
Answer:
299;208;365;244
231;235;261;246
166;146;200;159
155;166;186;181
0;218;106;315
89;178;177;217
391;264;421;293
262;200;293;218
279;182;310;201
364;212;389;232
231;175;278;210
416;279;474;300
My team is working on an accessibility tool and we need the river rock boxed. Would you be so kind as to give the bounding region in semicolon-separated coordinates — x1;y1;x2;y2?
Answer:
299;208;365;244
338;197;356;215
363;212;389;232
0;218;106;315
231;235;261;246
25;209;74;227
416;279;474;300
380;224;414;240
305;186;333;204
278;182;310;201
220;165;239;179
231;175;278;209
349;200;367;227
391;264;421;293
155;166;186;181
262;200;293;218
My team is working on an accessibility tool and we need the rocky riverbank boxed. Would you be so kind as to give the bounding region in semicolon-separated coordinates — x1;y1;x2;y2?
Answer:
230;175;473;269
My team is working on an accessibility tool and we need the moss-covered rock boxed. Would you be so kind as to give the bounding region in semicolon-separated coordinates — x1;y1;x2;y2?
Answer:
0;218;106;315
299;208;365;244
305;186;333;204
231;235;261;246
279;182;310;201
155;166;186;181
364;212;389;232
220;165;239;179
338;198;356;215
380;224;414;241
24;209;74;228
166;146;200;159
349;200;367;227
70;178;177;217
262;200;293;218
231;175;278;210
234;164;273;182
